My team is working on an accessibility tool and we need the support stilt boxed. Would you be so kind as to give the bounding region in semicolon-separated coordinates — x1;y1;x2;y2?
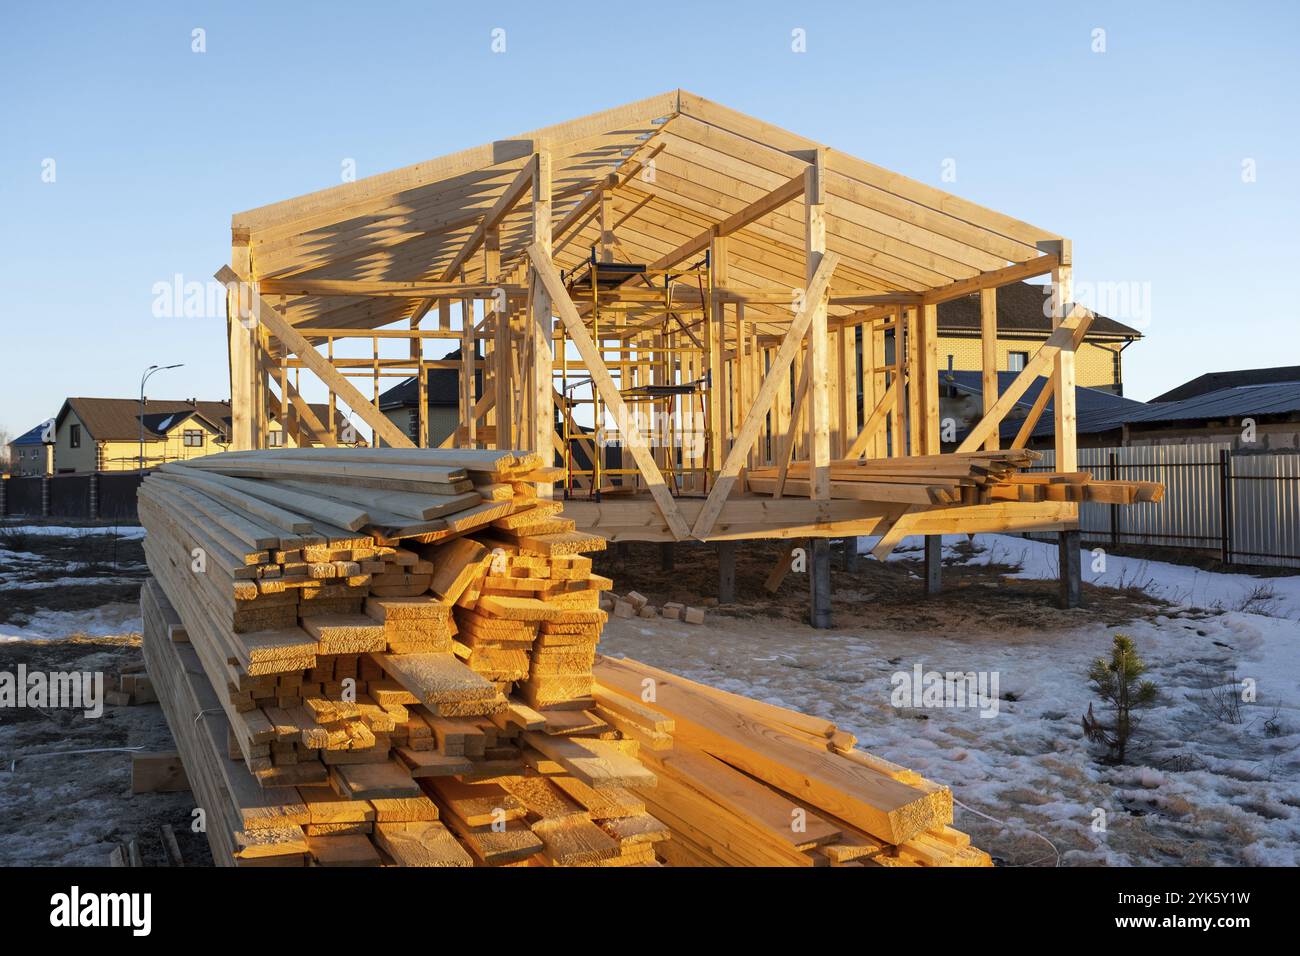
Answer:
717;540;736;604
1058;529;1082;608
809;538;832;629
924;535;942;597
660;542;674;572
842;537;859;572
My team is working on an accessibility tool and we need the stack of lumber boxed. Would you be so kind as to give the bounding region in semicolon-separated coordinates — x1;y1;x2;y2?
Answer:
139;448;664;867
591;655;992;867
748;450;1163;507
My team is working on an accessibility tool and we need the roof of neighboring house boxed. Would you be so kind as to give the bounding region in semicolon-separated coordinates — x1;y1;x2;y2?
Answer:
56;398;234;442
937;281;1142;339
379;348;474;411
1119;382;1300;426
944;370;1148;441
10;422;53;445
1150;366;1300;403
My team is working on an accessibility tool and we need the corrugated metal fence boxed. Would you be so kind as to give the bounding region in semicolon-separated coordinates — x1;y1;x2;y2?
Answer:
1028;443;1300;568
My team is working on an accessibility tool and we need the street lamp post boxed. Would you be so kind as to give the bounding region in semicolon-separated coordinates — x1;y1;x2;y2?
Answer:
139;363;184;472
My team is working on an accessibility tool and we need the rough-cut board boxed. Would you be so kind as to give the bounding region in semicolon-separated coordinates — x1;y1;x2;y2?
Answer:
594;656;947;844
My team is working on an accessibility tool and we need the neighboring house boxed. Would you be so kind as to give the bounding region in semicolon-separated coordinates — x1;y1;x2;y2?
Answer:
943;370;1148;450
946;368;1300;453
52;397;363;473
268;403;367;450
53;398;236;472
1150;365;1300;403
378;348;472;447
936;281;1142;395
1119;381;1300;452
7;422;55;476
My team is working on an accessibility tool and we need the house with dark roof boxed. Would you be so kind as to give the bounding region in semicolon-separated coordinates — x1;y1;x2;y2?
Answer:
946;367;1300;453
6;421;55;476
51;397;362;473
377;348;472;446
936;281;1142;395
1150;366;1300;403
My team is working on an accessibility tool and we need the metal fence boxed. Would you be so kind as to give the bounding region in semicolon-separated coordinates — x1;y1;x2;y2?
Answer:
0;472;143;523
1028;442;1300;569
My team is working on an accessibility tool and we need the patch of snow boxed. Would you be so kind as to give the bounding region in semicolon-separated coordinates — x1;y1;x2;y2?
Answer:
0;525;146;539
0;604;142;641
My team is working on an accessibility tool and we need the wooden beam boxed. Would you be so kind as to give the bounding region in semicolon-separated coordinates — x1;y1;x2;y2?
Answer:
955;305;1092;453
215;266;414;449
844;378;898;460
980;288;998;451
691;252;841;538
805;155;830;500
527;243;691;541
644;172;806;276
529;153;554;496
921;256;1059;305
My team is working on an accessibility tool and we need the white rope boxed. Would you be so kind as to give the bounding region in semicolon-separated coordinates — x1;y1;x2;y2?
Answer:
952;795;1061;867
8;746;146;772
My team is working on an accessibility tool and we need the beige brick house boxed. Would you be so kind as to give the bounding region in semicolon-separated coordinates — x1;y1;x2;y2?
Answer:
52;397;361;473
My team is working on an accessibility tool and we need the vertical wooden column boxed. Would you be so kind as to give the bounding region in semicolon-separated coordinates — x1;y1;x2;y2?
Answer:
227;235;257;450
980;287;999;451
924;534;943;596
805;153;832;630
805;155;830;501
1050;242;1077;472
1058;529;1082;608
919;302;939;454
708;236;728;471
529;151;554;494
599;190;616;261
840;324;858;458
905;305;921;456
484;226;502;448
461;280;476;447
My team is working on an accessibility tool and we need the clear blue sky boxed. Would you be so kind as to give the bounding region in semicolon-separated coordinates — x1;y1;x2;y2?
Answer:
2;0;1296;439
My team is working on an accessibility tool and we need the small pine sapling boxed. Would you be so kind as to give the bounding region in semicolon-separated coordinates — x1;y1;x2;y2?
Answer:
1082;633;1157;763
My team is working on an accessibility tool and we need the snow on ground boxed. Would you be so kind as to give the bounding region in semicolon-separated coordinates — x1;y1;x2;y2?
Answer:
601;534;1300;866
879;532;1300;621
0;525;146;539
0;605;142;642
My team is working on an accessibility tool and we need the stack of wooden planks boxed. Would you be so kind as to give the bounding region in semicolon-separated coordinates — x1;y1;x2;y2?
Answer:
139;448;665;867
748;450;1163;507
592;656;992;867
140;447;990;868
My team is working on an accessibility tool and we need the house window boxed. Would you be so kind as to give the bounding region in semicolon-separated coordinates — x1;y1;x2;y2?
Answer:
1007;351;1028;372
70;424;81;448
268;429;286;447
183;430;205;447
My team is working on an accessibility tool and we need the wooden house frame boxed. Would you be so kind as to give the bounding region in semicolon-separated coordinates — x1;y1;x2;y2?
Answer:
220;91;1149;621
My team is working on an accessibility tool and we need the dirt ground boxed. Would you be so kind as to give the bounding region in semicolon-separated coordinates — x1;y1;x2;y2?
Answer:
592;536;1169;633
0;635;211;866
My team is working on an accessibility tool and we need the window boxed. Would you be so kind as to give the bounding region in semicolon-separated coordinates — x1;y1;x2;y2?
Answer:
69;424;81;448
183;429;204;447
1007;351;1028;372
267;429;285;447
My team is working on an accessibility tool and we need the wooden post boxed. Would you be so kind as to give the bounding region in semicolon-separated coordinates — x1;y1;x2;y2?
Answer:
717;540;736;604
919;302;939;454
924;535;942;597
1046;241;1077;472
227;236;257;451
530;152;554;494
708;237;728;470
980;287;999;451
1058;530;1082;608
805;153;830;500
